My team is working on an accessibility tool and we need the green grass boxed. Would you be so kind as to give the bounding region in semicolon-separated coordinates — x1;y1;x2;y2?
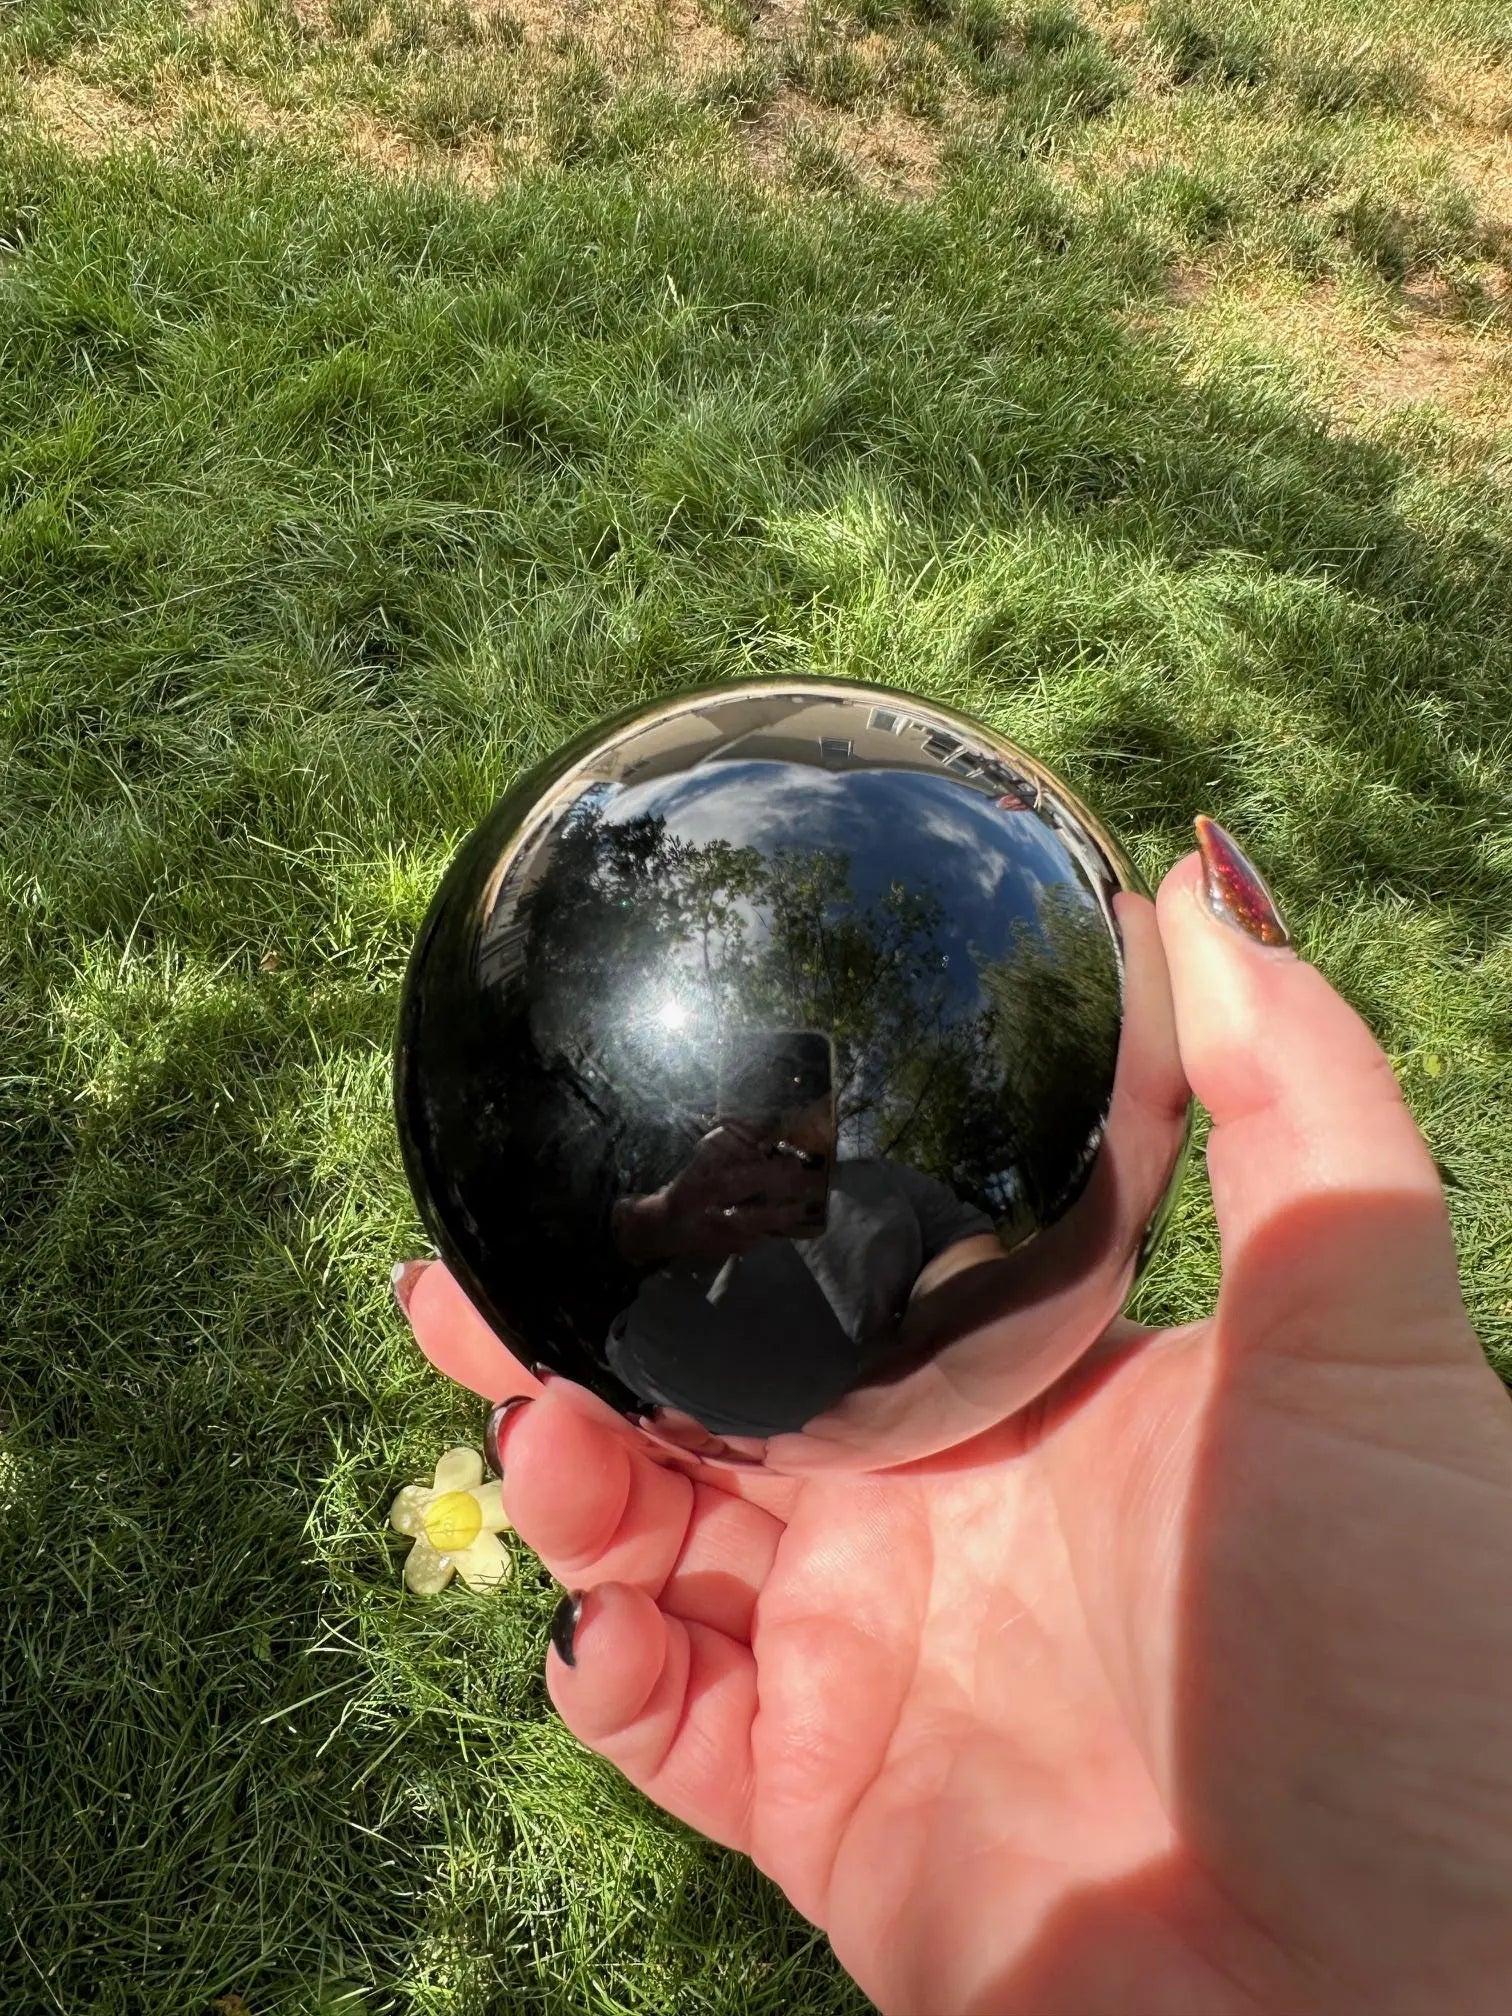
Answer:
2;0;1512;2008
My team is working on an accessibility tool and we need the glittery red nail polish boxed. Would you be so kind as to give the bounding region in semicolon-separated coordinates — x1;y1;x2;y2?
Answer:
1194;816;1291;948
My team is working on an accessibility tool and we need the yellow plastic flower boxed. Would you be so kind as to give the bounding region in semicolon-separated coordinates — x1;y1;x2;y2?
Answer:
389;1447;512;1595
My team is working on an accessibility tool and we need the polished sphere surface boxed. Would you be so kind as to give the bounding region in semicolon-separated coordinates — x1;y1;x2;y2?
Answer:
396;680;1191;1472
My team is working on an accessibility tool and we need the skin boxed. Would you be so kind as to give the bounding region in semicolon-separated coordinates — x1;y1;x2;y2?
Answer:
611;1118;826;1264
399;851;1512;2016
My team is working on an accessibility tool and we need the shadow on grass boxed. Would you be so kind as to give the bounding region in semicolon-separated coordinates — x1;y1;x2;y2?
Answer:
2;128;1509;2011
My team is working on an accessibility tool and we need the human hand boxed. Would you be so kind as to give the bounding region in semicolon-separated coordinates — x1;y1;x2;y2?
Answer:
395;835;1512;2016
612;1119;824;1264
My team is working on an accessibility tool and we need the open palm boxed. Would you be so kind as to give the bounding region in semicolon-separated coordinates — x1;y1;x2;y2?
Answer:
400;854;1512;2016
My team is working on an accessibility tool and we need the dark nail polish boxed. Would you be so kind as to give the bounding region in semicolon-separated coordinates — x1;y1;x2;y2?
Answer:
550;1590;584;1669
391;1259;428;1317
483;1395;533;1479
1194;816;1290;948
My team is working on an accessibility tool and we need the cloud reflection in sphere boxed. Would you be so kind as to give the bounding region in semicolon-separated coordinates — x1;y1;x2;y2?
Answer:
395;682;1192;1474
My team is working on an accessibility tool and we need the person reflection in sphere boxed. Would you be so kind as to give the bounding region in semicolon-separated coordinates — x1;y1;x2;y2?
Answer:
602;1115;1003;1440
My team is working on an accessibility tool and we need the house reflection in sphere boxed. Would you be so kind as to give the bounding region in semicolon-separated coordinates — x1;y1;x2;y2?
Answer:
396;681;1192;1474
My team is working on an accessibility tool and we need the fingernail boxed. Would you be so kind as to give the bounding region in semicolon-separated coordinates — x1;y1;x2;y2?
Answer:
550;1590;584;1668
1194;816;1291;948
390;1259;429;1316
483;1395;533;1479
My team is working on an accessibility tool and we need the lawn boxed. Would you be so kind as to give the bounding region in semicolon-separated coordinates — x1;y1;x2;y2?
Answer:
2;0;1511;2007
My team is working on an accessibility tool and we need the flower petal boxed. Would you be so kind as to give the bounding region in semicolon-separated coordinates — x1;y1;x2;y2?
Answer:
452;1530;512;1592
403;1534;456;1596
432;1446;484;1493
389;1485;431;1536
467;1480;512;1534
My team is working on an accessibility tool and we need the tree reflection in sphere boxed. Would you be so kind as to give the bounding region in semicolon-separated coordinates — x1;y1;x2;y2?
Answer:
396;681;1192;1474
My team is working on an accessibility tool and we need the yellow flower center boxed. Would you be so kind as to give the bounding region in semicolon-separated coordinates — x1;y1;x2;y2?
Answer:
422;1490;482;1553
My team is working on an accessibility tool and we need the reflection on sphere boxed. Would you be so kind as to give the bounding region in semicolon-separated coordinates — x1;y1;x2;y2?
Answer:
396;682;1191;1473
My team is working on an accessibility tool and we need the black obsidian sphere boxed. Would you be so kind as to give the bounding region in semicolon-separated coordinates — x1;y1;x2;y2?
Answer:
396;680;1191;1472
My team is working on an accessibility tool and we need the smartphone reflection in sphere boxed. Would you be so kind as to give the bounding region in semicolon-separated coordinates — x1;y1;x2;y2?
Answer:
395;680;1192;1474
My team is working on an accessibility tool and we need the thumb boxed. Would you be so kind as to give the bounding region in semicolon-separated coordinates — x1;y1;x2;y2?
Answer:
1156;819;1475;1368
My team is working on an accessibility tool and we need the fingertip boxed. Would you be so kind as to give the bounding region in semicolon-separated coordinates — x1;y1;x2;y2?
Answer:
483;1394;534;1479
547;1581;674;1743
1155;845;1200;904
1154;846;1216;935
1154;839;1451;1300
505;1396;633;1540
1155;846;1302;1119
391;1257;429;1317
546;1584;759;1854
402;1260;539;1401
549;1588;584;1668
536;1369;648;1444
1193;814;1292;949
1158;836;1294;962
505;1395;695;1589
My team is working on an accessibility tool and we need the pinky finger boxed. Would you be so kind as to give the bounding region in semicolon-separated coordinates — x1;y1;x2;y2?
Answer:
548;1583;756;1855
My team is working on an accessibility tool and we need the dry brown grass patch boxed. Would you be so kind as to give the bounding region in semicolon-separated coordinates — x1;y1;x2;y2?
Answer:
25;68;286;150
488;0;738;76
21;64;515;190
1152;267;1512;432
1443;124;1512;244
185;0;325;28
341;109;511;184
182;0;742;85
1415;48;1512;238
1164;264;1208;306
750;0;809;46
741;84;939;197
24;74;155;155
1352;274;1512;422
